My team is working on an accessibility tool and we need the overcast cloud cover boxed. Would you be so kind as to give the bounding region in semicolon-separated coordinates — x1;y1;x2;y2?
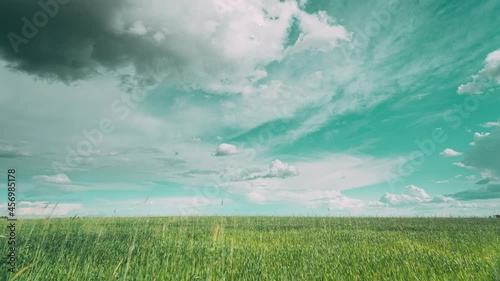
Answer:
1;0;500;217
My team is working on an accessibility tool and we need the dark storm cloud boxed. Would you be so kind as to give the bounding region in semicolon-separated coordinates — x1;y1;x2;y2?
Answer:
0;0;174;82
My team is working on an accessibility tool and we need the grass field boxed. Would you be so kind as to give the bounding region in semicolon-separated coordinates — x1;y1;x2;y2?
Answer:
1;217;499;280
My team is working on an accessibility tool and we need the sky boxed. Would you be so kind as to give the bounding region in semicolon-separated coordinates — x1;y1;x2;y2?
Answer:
0;0;500;217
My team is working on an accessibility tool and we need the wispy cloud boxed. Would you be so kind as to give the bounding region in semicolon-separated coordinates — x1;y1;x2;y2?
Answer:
33;174;71;184
482;121;500;128
0;143;31;158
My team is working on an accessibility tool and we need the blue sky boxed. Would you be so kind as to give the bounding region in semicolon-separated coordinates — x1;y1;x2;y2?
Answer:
1;0;500;217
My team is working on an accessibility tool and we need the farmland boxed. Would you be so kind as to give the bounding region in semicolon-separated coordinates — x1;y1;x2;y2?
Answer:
1;217;499;280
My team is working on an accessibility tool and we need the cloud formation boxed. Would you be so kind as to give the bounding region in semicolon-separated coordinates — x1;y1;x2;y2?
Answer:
327;194;365;210
268;159;299;178
0;0;349;88
224;159;299;181
244;188;363;210
0;143;31;158
214;143;239;156
448;183;500;200
474;132;491;141
439;148;463;157
479;49;500;82
462;129;500;177
378;185;456;206
457;49;500;94
380;185;428;205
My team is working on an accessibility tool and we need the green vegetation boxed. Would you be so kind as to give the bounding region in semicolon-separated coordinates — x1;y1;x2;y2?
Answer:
2;217;499;280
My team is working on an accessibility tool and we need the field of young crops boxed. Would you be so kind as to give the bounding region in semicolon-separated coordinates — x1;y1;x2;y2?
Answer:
1;217;499;280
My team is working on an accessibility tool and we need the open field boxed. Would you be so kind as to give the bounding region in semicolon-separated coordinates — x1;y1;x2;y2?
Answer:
1;217;499;280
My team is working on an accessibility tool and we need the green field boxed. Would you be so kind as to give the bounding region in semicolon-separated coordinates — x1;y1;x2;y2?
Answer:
2;217;500;280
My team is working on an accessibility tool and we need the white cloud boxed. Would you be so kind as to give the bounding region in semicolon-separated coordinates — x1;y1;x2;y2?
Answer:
457;80;482;95
328;194;365;210
214;143;239;156
434;180;448;184
225;154;402;208
106;1;359;144
33;174;71;184
298;0;308;8
241;154;400;191
268;159;299;178
211;153;403;212
285;10;350;56
121;0;350;93
457;49;500;94
0;144;31;158
482;121;500;128
440;148;463;157
480;49;500;82
380;193;424;205
404;185;430;199
376;185;499;209
220;159;299;182
474;132;491;141
17;201;81;217
453;162;473;169
244;187;363;209
379;185;431;206
430;195;454;203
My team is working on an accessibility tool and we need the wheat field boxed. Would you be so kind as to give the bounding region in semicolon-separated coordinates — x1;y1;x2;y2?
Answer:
2;217;499;280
